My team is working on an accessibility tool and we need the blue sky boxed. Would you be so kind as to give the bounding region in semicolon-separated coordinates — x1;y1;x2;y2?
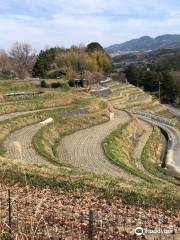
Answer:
0;0;180;50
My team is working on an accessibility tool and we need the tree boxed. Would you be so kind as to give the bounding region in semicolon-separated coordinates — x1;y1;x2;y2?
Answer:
125;64;140;86
0;49;12;79
161;72;177;104
141;70;160;92
170;71;180;105
33;45;112;80
95;51;112;74
10;42;36;79
32;48;58;78
86;42;104;53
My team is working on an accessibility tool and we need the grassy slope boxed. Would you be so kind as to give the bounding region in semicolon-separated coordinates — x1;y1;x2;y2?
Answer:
0;154;179;209
103;120;179;185
108;83;180;178
102;119;156;183
0;79;40;93
0;90;92;114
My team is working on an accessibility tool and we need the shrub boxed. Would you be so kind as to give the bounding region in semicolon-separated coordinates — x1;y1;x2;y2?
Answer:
51;82;62;88
40;80;48;88
68;80;76;87
68;80;84;87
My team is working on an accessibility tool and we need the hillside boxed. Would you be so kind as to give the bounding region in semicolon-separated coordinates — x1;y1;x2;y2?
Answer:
0;79;179;238
106;34;180;53
112;47;180;72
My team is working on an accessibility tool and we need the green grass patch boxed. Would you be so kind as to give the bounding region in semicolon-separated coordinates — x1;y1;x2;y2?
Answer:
102;120;156;183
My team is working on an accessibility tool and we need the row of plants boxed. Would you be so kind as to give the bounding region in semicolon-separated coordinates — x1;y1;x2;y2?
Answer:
40;80;69;89
0;79;39;93
109;83;166;115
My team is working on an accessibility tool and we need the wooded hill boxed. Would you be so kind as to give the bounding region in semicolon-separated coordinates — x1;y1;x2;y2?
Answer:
32;42;112;81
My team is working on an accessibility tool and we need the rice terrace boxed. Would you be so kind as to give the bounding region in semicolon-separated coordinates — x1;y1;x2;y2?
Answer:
0;71;179;239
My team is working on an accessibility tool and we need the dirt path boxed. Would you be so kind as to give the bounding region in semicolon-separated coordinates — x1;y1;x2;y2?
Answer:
3;123;50;165
57;111;140;181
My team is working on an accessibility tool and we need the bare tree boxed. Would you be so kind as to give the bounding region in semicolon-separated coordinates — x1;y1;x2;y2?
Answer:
9;42;36;79
0;49;12;78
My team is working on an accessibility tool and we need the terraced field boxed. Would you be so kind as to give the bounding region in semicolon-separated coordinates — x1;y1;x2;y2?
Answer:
3;122;50;165
0;81;177;180
107;82;180;179
0;79;179;212
57;111;139;181
0;79;179;240
109;83;166;113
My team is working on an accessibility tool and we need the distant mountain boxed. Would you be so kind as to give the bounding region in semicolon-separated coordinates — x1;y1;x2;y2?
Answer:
106;34;180;53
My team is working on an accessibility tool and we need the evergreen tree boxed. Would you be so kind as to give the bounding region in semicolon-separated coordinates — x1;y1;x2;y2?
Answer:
125;64;140;86
161;72;177;103
86;42;104;53
32;48;58;77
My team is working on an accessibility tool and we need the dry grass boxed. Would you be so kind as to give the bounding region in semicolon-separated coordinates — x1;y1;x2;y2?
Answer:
0;90;91;114
108;83;167;114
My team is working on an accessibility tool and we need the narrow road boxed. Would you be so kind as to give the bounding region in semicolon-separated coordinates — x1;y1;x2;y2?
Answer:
57;111;140;181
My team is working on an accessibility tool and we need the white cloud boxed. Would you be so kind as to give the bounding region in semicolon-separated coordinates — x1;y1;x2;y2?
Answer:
0;0;179;50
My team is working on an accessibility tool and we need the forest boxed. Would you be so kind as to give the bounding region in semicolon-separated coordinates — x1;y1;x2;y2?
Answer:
0;42;112;84
125;60;180;105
